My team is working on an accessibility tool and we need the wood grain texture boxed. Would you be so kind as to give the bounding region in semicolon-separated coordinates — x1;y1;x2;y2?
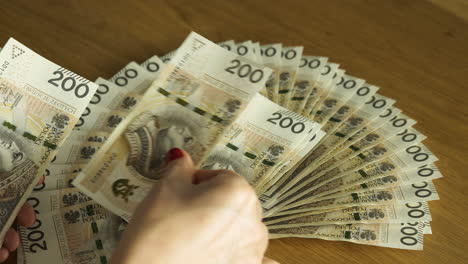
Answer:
0;0;466;263
428;0;468;21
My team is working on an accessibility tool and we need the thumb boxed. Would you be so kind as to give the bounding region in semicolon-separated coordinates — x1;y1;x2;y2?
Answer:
162;148;196;189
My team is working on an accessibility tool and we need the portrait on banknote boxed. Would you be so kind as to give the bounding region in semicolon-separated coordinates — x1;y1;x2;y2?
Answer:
0;127;37;225
0;135;25;175
201;147;253;178
0;127;37;190
123;108;205;180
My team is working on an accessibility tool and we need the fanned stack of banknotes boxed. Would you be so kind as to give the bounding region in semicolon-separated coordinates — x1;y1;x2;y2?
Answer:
0;32;441;264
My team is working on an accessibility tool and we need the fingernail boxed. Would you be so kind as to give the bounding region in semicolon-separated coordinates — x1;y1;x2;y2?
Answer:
165;148;184;163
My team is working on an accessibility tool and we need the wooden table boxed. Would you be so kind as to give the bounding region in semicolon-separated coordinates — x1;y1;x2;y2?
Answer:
1;0;467;263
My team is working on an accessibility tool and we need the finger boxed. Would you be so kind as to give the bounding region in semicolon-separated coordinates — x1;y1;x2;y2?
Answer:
263;257;280;264
193;169;225;184
36;175;45;186
203;169;248;186
3;228;19;252
201;170;260;208
203;170;253;196
161;148;195;189
195;169;263;217
0;247;8;263
254;193;264;219
259;223;270;250
16;202;36;227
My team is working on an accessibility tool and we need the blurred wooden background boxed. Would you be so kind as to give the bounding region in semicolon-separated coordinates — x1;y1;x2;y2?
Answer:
0;0;467;263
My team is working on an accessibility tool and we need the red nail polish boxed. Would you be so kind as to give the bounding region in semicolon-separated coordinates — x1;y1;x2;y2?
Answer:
165;148;184;163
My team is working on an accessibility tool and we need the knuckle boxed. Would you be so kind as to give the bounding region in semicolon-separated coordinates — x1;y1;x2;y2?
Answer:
237;181;256;197
230;179;255;197
219;175;256;200
206;170;259;205
230;185;257;206
216;169;238;177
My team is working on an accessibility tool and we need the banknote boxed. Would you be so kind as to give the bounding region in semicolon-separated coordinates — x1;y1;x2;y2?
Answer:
255;129;326;194
247;110;322;187
301;63;340;117
160;49;177;63
17;241;24;264
287;56;328;113
234;41;258;62
259;73;367;201
269;140;437;214
18;188;123;264
318;83;379;140
0;38;98;241
269;222;426;250
310;74;366;128
259;44;282;102
73;79;124;132
31;164;78;192
202;94;320;185
423;221;432;234
308;67;346;119
40;136;109;192
109;61;159;95
261;113;417;208
300;127;427;191
270;127;429;209
141;55;166;78
252;42;263;64
221;40;264;62
72;78;120;131
13;34;443;254
288;83;382;181
218;40;236;52
73;32;272;220
36;172;77;192
277;47;303;106
264;202;431;227
306;100;401;174
68;129;109;144
51;139;103;165
272;180;439;216
80;60;165;133
305;67;344;117
281;110;409;194
339;106;404;145
305;163;443;202
307;93;394;168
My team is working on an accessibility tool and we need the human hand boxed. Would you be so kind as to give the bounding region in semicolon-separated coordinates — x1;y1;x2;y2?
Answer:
0;176;45;263
111;148;278;264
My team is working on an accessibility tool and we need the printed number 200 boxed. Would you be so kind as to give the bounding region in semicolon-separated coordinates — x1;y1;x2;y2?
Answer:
267;113;305;134
48;71;89;98
225;59;264;83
